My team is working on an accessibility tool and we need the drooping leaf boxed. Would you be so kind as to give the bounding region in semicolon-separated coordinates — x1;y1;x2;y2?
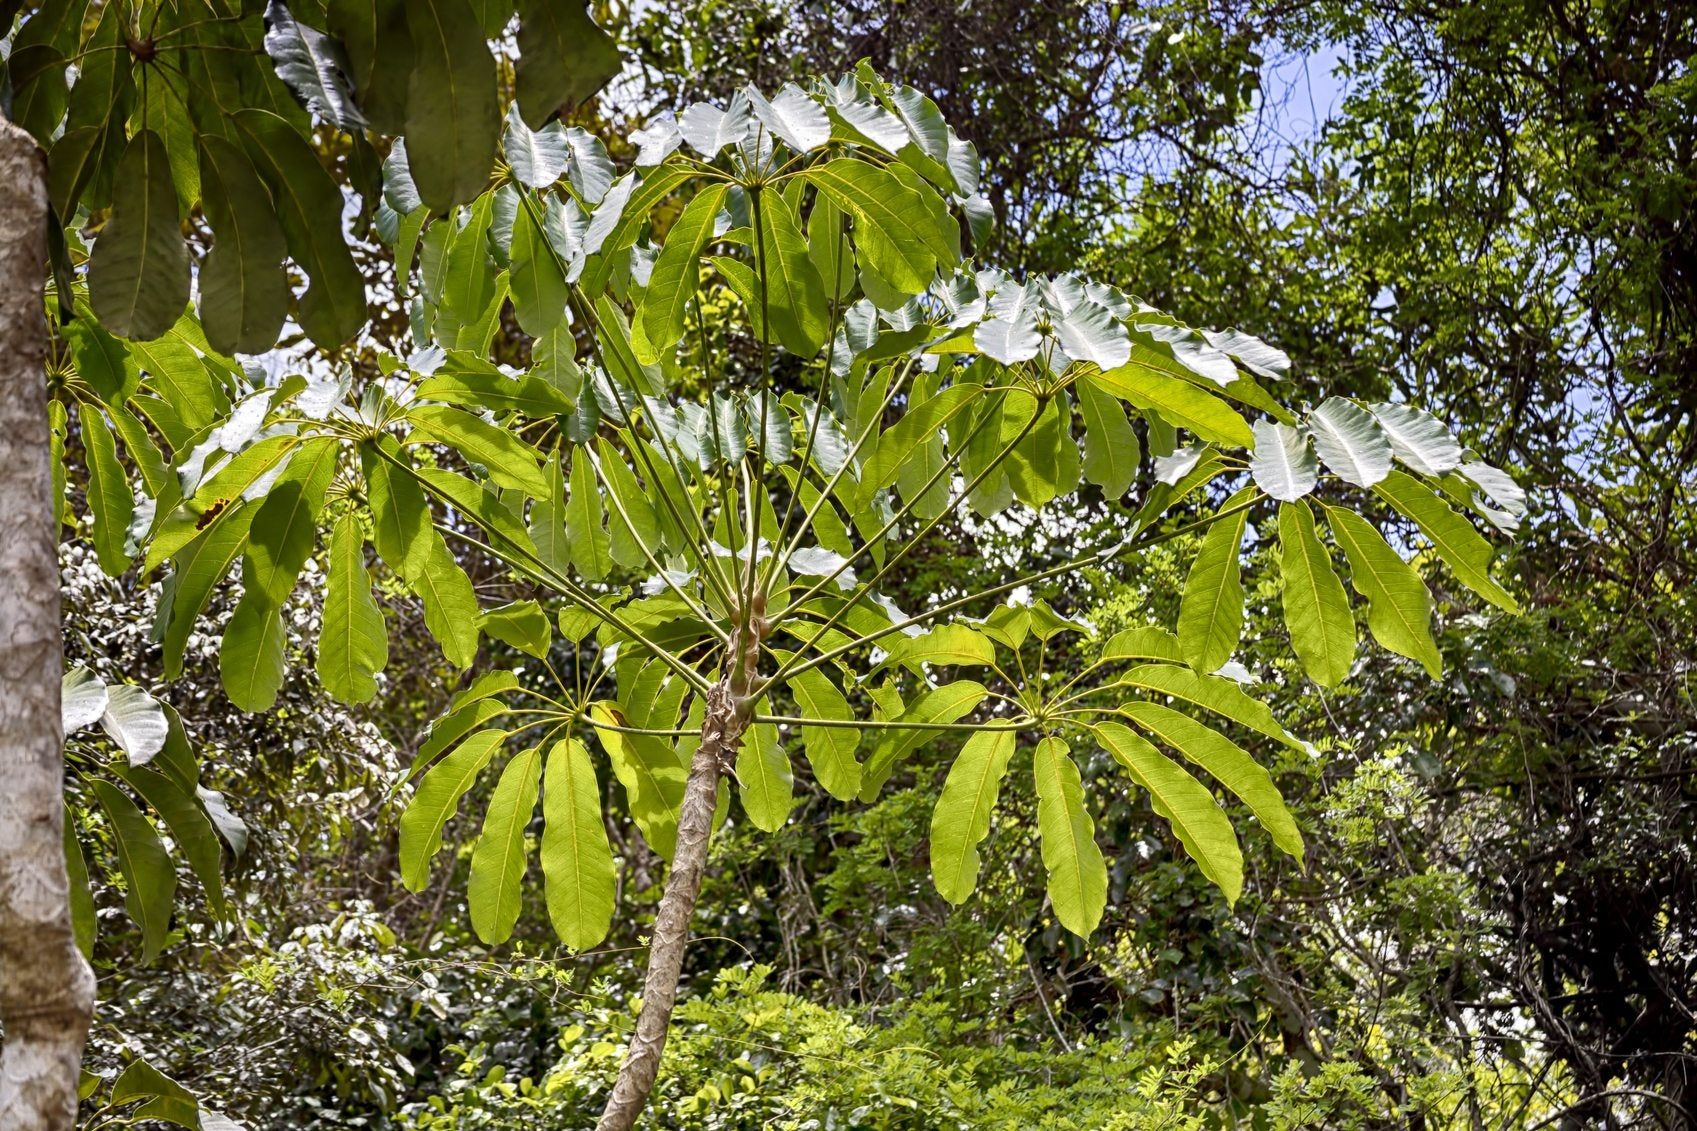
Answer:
1323;504;1442;677
78;403;133;576
930;728;1017;905
1120;702;1304;860
318;514;389;704
786;666;862;800
803;158;944;296
219;599;288;713
114;764;229;921
1076;376;1139;498
231;110;365;347
1097;722;1242;903
468;746;543;944
540;737;616;950
590;701;687;857
567;445;612;580
1032;736;1107;937
197;135;290;355
514;0;620;128
736;720;793;832
263;0;367;129
1374;470;1519;613
89;779;177;963
64;812;95;958
509;195;569;336
1177;487;1254;673
752;188;830;357
404;0;500;212
88;130;189;342
1277;500;1356;687
399;729;506;890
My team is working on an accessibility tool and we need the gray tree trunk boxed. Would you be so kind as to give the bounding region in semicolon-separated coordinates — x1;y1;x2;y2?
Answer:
0;117;98;1130
596;676;746;1131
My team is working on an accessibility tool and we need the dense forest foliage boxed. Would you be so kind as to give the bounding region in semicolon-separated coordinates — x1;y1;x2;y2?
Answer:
1;0;1693;1128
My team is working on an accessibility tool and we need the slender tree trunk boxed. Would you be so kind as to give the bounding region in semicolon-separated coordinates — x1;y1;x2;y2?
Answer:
596;676;746;1131
0;118;98;1130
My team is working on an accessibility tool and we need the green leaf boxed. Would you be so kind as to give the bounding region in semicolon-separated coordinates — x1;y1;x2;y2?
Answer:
399;728;505;891
1121;701;1304;860
318;515;389;704
807;191;856;301
1097;722;1242;903
160;502;256;679
64;811;95;959
1076;376;1139;498
930;728;1016;905
262;0;367;130
1177;487;1254;673
1369;402;1462;477
581;163;694;296
240;436;337;606
1249;419;1317;502
417;368;574;417
1117;664;1307;753
79;403;133;576
480;599;553;659
567;445;612;580
802;158;940;295
541;737;616;950
405;0;500;211
1101;625;1185;664
89;779;176;963
736;720;793;832
408;404;549;495
113;764;229;921
595;437;661;569
880;623;997;670
1323;504;1442;677
410;699;511;779
1005;391;1081;509
787;667;862;800
1308;397;1392;488
753;187;829;357
468;746;543;944
859;681;987;802
219;599;288;713
110;1059;199;1126
528;452;572;573
1032;736;1107;937
414;536;482;669
590;701;687;857
1277;500;1356;687
88;130;189;342
1373;470;1519;613
514;0;621;127
861;383;981;499
231;109;365;347
635;183;727;364
1093;364;1253;449
99;684;170;765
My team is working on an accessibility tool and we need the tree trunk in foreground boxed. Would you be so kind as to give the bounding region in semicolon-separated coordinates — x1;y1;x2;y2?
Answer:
0;118;97;1130
596;677;745;1131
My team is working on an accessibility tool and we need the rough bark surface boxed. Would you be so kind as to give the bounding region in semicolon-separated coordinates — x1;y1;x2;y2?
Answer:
596;676;745;1131
0;118;97;1130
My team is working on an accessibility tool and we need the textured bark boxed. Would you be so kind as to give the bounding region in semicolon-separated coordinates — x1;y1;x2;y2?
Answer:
0;118;97;1130
596;676;745;1131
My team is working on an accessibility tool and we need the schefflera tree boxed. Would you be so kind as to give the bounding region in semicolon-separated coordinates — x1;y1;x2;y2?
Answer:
120;71;1524;1129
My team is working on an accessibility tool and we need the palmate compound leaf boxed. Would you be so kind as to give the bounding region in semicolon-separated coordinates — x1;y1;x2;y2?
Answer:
1096;722;1243;904
1177;486;1255;673
1322;503;1442;677
468;745;544;944
1119;702;1304;861
1277;500;1356;687
87;130;190;342
541;737;616;951
930;728;1017;905
1033;736;1108;937
399;729;506;891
